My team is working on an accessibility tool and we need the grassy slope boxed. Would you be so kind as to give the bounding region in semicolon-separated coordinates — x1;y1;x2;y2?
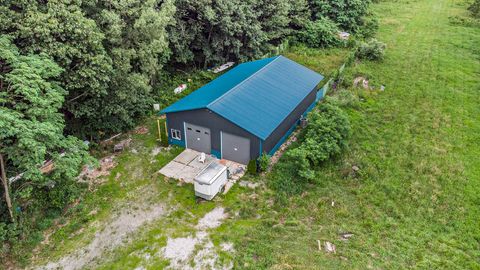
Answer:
228;0;480;269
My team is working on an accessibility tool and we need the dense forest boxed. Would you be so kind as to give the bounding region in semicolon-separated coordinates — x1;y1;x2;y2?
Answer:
0;0;378;261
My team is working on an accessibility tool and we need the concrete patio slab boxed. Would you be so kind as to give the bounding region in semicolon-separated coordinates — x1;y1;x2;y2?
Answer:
177;165;198;183
159;161;185;179
188;155;215;169
175;149;198;165
159;149;246;196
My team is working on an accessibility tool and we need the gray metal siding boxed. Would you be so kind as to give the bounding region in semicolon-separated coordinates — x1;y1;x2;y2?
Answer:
263;89;317;154
166;109;260;160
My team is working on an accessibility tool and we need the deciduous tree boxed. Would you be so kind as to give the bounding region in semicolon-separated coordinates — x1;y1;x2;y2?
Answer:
0;0;112;137
0;36;90;218
81;0;175;134
308;0;371;33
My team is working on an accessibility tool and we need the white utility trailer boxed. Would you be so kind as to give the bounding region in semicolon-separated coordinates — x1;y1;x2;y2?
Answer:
194;162;228;200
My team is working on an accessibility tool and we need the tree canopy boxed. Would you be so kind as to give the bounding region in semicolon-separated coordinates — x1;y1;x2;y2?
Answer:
0;36;90;215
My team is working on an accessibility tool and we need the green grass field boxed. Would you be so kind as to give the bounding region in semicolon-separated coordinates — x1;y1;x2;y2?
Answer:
224;0;480;268
20;0;480;269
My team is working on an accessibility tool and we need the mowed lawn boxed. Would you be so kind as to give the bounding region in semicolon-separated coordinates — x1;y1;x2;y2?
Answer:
228;0;480;269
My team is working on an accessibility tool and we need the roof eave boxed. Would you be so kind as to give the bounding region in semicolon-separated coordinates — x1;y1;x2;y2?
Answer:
160;106;207;114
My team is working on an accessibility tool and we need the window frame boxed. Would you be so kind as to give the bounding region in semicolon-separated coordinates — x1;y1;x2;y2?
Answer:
171;129;181;140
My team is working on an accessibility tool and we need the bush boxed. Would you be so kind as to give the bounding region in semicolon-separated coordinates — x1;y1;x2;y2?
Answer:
257;153;271;172
356;38;386;61
297;17;341;48
247;160;257;175
469;0;480;18
285;101;351;181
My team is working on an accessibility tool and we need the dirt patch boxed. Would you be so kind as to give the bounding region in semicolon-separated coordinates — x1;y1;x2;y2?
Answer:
151;146;166;156
220;242;234;252
134;126;149;135
78;156;117;185
114;138;132;152
239;181;259;189
37;203;167;270
196;207;228;230
161;207;232;270
163;236;198;264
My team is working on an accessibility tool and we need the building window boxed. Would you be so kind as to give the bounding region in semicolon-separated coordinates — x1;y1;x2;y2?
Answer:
171;129;181;140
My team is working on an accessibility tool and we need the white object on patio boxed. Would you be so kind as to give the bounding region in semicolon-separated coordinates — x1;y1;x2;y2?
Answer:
198;152;206;163
194;162;228;200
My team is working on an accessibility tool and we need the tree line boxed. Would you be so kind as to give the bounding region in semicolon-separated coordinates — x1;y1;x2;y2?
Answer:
0;0;374;260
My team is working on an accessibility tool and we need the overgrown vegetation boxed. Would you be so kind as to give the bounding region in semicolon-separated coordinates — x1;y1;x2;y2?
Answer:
356;38;386;60
469;0;480;17
287;101;351;181
297;17;342;48
309;0;373;33
268;100;351;202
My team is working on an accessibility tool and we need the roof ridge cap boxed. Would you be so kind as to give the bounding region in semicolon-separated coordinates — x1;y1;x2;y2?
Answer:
207;56;282;109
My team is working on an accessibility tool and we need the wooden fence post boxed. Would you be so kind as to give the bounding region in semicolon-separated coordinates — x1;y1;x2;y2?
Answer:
157;119;162;141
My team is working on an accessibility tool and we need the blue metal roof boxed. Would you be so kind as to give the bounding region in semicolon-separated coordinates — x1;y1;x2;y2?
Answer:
161;55;324;140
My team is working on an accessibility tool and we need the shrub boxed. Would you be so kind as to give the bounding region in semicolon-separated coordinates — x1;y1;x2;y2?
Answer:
247;160;257;175
257;153;271;172
285;101;351;181
297;17;341;48
356;38;386;61
469;0;480;18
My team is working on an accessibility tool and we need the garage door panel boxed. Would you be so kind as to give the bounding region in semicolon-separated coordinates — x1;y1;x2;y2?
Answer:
222;132;250;165
185;123;211;154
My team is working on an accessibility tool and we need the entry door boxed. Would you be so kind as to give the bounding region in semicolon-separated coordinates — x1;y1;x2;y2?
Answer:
185;122;211;154
221;132;250;165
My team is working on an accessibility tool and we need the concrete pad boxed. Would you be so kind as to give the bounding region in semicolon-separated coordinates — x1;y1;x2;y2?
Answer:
159;161;185;178
159;148;246;194
188;155;214;169
174;149;198;165
177;165;198;184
